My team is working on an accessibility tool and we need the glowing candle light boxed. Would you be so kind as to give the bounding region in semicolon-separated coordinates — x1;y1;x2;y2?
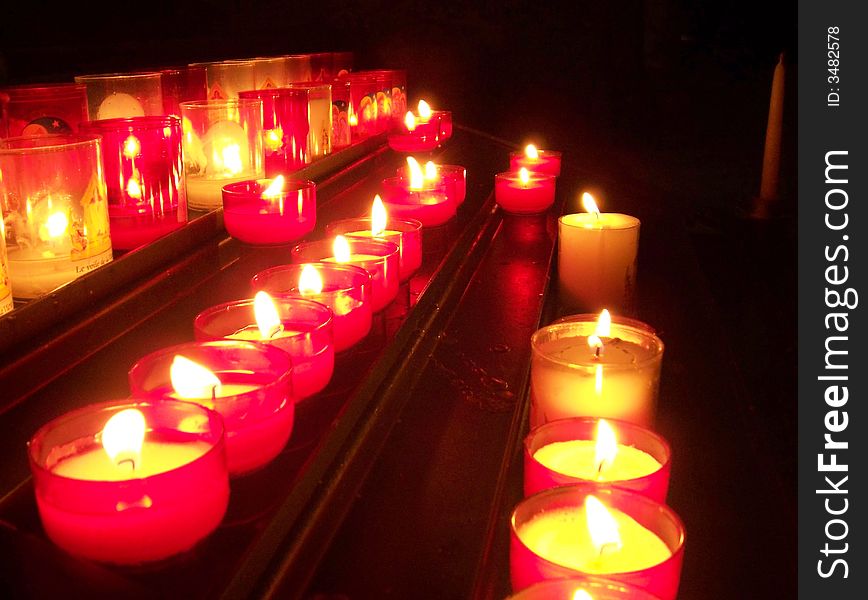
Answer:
222;177;316;245
510;143;562;176
495;167;556;215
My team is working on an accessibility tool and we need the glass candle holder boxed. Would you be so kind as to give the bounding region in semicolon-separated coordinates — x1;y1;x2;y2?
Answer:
194;297;334;401
387;129;440;153
509;575;664;600
180;99;265;210
495;171;556;215
238;88;309;176
510;484;685;599
158;65;208;117
331;51;354;78
397;163;466;206
524;417;671;501
251;263;372;353
0;135;113;299
530;315;664;428
129;340;294;476
74;72;163;120
0;83;88;137
250;57;289;89
287;83;333;159
27;399;229;565
380;176;455;227
80;116;187;250
510;149;563;177
191;60;256;100
430;110;452;143
292;238;400;313
309;52;335;82
0;224;13;314
336;73;378;140
280;54;313;84
222;178;315;245
558;212;640;314
326;216;423;281
352;70;393;132
382;70;408;125
330;79;353;149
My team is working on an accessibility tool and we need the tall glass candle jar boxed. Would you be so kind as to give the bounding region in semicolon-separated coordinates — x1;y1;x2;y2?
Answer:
74;72;163;120
180;99;264;210
309;52;334;82
250;57;289;89
330;79;353;149
0;83;89;137
158;65;208;118
0;135;113;299
331;52;354;78
336;73;378;140
191;60;256;100
530;315;664;428
287;83;333;159
281;54;313;83
80;116;187;250
28;399;229;565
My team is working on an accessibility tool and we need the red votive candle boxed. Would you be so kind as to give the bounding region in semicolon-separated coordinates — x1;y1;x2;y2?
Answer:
28;399;229;564
292;238;400;313
397;162;466;206
129;340;295;476
326;216;423;282
510;484;685;599
524;417;671;502
335;73;379;140
222;177;316;245
0;83;88;137
158;65;208;117
510;146;562;177
251;263;372;352
495;169;556;214
430;110;452;143
509;576;664;600
238;87;310;175
193;296;334;400
381;176;455;227
80;116;187;250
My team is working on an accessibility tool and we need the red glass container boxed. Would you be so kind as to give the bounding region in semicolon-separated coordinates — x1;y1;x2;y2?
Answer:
74;72;163;120
194;298;334;401
335;73;378;140
0;83;88;137
495;170;556;215
251;263;372;352
291;238;400;313
286;83;333;158
129;340;294;476
28;399;229;564
80;116;187;250
158;65;208;117
509;576;664;600
397;163;466;206
330;79;353;149
387;129;440;153
524;417;672;501
380;176;455;227
326;216;423;282
191;60;256;100
332;52;354;78
239;87;310;175
510;484;685;599
222;178;316;245
510;148;563;177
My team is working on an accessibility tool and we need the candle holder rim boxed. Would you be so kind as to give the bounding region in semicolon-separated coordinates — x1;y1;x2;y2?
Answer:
495;171;556;183
508;575;664;599
381;175;448;194
530;320;664;370
27;398;226;483
251;262;372;296
178;98;263;110
222;177;316;198
558;213;641;231
0;82;87;96
510;483;686;572
524;416;672;475
74;71;162;82
0;133;102;153
509;148;563;158
193;296;334;340
326;216;424;234
291;237;401;260
285;82;333;92
80;114;182;130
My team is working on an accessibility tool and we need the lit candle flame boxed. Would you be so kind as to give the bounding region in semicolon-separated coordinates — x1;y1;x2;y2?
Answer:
595;309;612;337
417;99;432;119
404;111;417;132
594;419;618;478
519;167;530;186
349;113;358;127
333;235;352;263
371;194;388;236
261;175;285;199
101;408;146;471
45;211;68;239
253;291;283;339
424;161;438;181
572;591;594;600
299;264;324;295
406;156;424;190
123;135;141;159
582;192;600;219
170;355;222;401
585;495;622;557
525;144;539;159
215;143;243;176
264;127;284;152
126;177;143;199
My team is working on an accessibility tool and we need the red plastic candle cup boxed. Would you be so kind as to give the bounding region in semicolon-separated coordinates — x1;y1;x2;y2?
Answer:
381;176;455;227
74;72;163;120
129;341;295;475
292;238;400;313
193;297;334;400
430;110;452;142
251;263;372;352
509;576;664;599
510;484;685;599
80;116;187;250
335;73;379;140
524;417;671;502
397;163;466;206
387;130;440;153
0;83;88;137
510;148;563;177
326;217;423;282
495;170;556;215
27;399;229;564
158;65;208;117
222;178;316;245
239;87;311;175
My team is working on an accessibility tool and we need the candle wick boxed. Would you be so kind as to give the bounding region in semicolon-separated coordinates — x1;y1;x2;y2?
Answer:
116;457;136;472
594;345;602;358
599;541;619;559
266;323;284;339
595;459;606;480
211;385;218;403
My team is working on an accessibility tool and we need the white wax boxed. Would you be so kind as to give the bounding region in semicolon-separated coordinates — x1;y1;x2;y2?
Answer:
52;440;211;481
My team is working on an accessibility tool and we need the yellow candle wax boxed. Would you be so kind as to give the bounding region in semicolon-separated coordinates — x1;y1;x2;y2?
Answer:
342;229;402;239
53;441;211;481
225;325;302;341
533;440;661;481
517;505;671;574
322;255;381;263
